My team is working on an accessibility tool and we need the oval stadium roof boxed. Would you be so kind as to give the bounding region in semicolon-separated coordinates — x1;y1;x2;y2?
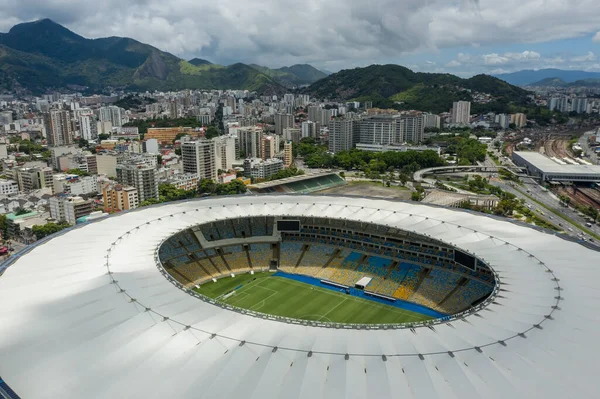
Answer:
0;195;598;399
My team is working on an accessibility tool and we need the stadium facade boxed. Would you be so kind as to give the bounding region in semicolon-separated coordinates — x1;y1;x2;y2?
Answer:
0;195;598;399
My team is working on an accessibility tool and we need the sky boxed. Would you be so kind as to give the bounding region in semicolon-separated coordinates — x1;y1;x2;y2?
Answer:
1;0;600;76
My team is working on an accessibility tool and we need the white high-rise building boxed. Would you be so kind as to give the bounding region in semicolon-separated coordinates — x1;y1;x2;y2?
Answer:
423;113;441;129
213;135;237;171
116;162;159;203
182;140;218;181
44;110;73;146
301;121;318;139
98;106;123;128
329;119;360;153
233;126;264;158
78;113;97;141
274;113;294;135
451;101;471;125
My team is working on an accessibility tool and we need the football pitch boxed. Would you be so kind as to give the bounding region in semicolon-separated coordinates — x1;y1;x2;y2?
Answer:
194;272;432;324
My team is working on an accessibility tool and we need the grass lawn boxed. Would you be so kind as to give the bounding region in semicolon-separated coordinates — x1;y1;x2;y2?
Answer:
194;272;431;324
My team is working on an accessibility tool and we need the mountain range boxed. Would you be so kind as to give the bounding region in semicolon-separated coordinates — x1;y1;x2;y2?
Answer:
0;19;327;94
494;69;600;86
304;64;531;114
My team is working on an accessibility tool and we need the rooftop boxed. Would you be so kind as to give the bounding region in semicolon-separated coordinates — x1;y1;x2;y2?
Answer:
514;151;600;174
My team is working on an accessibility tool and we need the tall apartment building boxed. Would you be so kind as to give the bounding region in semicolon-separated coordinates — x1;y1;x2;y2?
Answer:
98;106;123;128
423;113;441;129
116;162;159;203
102;184;139;212
510;113;527;128
301;121;318;139
44;109;73;146
78;113;97;141
283;127;302;144
243;158;284;180
358;115;424;146
52;174;98;195
402;115;425;143
572;98;589;114
234;126;264;158
308;106;330;126
213;135;237;171
182;140;217;181
328;119;360;153
283;141;293;167
274;113;294;135
451;101;471;125
49;196;94;225
262;135;279;160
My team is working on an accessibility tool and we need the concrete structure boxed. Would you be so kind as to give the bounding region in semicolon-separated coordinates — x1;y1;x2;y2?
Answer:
283;127;302;144
451;101;471;125
13;167;53;192
98;106;123;128
213;135;237;171
78;113;97;141
145;127;195;144
243;158;283;179
0;179;19;195
182;140;217;181
510;113;527;128
329;118;360;153
52;174;98;195
262;135;279;160
301;121;318;139
274;113;294;136
116;162;159;203
423;113;441;129
283;141;293;167
96;153;119;177
102;184;139;212
5;210;49;244
0;196;598;399
233;126;264;159
359;115;424;146
44;109;73;146
166;173;199;191
143;139;159;155
513;151;600;182
49;195;95;225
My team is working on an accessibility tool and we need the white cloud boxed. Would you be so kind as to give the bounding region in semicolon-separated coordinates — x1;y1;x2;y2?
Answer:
593;32;600;43
446;60;461;67
570;51;596;62
1;0;600;70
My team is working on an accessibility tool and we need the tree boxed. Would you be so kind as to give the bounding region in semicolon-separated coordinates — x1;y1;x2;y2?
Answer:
339;171;345;179
411;192;421;201
0;214;8;241
139;198;161;207
399;173;409;186
14;208;30;216
65;169;90;177
31;222;71;240
98;133;110;140
198;179;217;194
205;126;220;140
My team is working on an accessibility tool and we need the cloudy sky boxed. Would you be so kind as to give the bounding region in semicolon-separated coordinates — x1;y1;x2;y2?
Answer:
1;0;600;76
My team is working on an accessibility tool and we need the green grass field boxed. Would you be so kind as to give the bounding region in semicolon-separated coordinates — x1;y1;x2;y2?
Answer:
194;272;432;324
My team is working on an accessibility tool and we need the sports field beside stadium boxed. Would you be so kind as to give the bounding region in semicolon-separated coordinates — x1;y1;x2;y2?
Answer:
195;272;433;324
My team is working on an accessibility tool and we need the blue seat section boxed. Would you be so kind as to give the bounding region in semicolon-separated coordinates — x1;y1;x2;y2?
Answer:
0;376;21;399
345;252;362;262
273;271;447;318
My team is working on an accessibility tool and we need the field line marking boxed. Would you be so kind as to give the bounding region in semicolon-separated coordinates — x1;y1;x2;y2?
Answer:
319;297;347;321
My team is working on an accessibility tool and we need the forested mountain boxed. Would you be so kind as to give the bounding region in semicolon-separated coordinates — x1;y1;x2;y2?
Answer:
304;64;531;113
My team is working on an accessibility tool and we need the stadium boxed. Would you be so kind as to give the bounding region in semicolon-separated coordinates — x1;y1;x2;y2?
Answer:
0;195;598;398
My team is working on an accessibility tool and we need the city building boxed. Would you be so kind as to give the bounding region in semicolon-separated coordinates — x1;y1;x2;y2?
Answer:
102;184;139;212
495;114;510;129
301;121;318;139
510;113;527;128
233;126;264;158
283;141;293;167
98;106;123;128
283;127;302;144
423;113;441;129
513;151;600;182
44;109;73;146
143;139;159;154
52;174;98;195
243;158;284;180
355;143;441;155
13;167;53;192
274;113;294;136
451;101;471;125
572;97;589;114
213;135;237;171
49;195;95;225
328;119;360;153
145;127;195;144
262;135;279;160
165;173;199;191
78;113;97;141
182;140;217;181
96;152;119;177
0;179;19;195
116;162;159;203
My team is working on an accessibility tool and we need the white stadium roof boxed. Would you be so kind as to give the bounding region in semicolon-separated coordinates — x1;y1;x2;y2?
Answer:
0;195;599;399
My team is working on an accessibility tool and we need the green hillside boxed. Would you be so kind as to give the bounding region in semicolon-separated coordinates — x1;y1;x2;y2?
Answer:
305;65;531;113
0;19;285;95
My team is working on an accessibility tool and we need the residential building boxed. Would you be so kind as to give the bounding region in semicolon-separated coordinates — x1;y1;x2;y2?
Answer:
511;113;527;128
243;158;284;180
98;106;123;128
423;113;441;129
495;114;511;129
13;167;53;192
301;121;318;139
0;179;19;195
196;114;212;125
181;140;217;180
6;211;50;244
359;116;402;145
102;184;139;212
451;101;471;124
402;115;425;143
355;143;441;155
283;127;302;144
213;135;237;171
262;135;279;160
283;141;293;167
234;126;264;158
116;162;159;203
96;152;119;177
49;196;95;225
143;139;159;154
274;113;294;135
52;174;98;195
328;119;360;153
44;109;73;146
78;113;97;141
572;97;589;114
166;173;199;191
145;127;195;144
